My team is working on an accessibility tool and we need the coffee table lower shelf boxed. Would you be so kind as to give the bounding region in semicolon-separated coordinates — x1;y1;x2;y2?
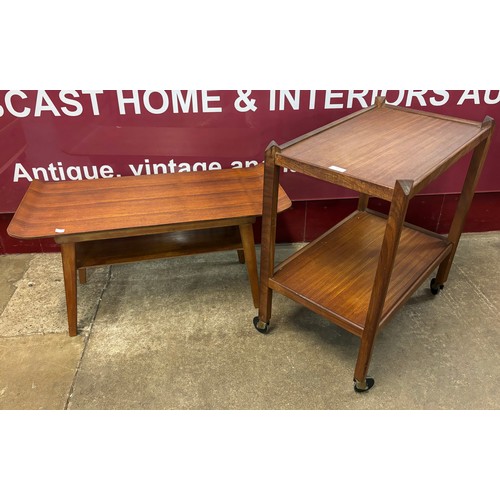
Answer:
268;210;453;337
75;226;246;269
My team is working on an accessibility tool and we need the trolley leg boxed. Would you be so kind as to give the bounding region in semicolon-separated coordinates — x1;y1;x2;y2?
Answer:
353;180;412;391
254;143;281;334
358;193;370;211
435;133;493;287
353;328;377;392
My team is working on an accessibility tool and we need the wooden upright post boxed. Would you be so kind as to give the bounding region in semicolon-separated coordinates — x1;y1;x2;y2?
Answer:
60;242;78;337
255;142;281;331
354;180;413;390
436;117;494;285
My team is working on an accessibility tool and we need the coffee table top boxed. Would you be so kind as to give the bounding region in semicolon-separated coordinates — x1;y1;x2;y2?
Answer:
8;165;291;240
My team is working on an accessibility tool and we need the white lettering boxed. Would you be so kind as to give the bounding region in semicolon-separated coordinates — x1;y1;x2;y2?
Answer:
143;91;169;114
5;91;30;117
13;162;115;182
385;91;405;106
60;90;83;117
192;162;207;171
201;91;222;112
484;90;500;105
100;165;114;178
13;163;33;182
172;91;198;113
178;162;191;172
153;163;168;174
33;166;50;181
325;91;344;109
406;90;427;107
126;159;224;174
309;90;316;110
66;166;83;180
81;90;103;115
129;163;143;176
34;91;61;117
457;90;480;105
269;90;276;111
231;160;258;169
47;163;60;181
429;90;449;106
117;90;141;115
83;166;99;179
56;161;66;180
347;90;369;108
280;91;300;110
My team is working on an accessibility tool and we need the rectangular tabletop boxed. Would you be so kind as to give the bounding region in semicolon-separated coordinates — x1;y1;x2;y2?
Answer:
276;105;489;199
8;165;291;240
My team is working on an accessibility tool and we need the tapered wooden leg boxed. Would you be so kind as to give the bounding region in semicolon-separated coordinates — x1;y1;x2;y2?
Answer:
354;180;412;391
239;223;259;308
60;242;78;337
436;131;493;286
358;193;370;211
255;143;281;333
78;268;87;284
237;249;245;264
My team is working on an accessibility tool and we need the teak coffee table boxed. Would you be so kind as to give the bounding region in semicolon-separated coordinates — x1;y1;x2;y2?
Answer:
254;97;494;392
8;165;291;337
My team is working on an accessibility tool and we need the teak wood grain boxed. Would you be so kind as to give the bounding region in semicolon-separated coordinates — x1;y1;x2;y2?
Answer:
276;104;490;200
8;164;291;240
75;226;245;268
270;211;451;335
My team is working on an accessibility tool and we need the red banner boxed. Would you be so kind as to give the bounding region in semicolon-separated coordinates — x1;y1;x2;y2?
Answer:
1;90;499;213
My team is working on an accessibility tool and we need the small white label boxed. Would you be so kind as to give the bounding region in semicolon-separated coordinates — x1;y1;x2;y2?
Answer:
55;228;65;233
329;165;347;173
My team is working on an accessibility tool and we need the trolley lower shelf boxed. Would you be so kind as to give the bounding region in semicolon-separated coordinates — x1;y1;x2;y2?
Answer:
268;210;453;336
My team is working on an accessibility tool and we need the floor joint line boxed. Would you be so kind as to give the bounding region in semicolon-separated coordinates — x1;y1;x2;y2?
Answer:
64;266;112;410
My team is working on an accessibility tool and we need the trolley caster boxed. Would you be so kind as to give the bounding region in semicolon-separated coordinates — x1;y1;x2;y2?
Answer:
354;377;375;393
253;316;270;334
430;278;444;295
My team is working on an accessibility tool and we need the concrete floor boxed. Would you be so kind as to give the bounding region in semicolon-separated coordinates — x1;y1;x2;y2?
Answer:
0;233;499;410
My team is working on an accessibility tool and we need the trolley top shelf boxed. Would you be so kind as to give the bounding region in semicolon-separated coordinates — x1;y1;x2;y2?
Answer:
275;102;493;200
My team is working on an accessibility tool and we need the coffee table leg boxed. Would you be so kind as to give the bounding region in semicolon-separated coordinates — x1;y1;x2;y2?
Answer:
239;223;259;308
78;268;87;284
60;242;78;337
